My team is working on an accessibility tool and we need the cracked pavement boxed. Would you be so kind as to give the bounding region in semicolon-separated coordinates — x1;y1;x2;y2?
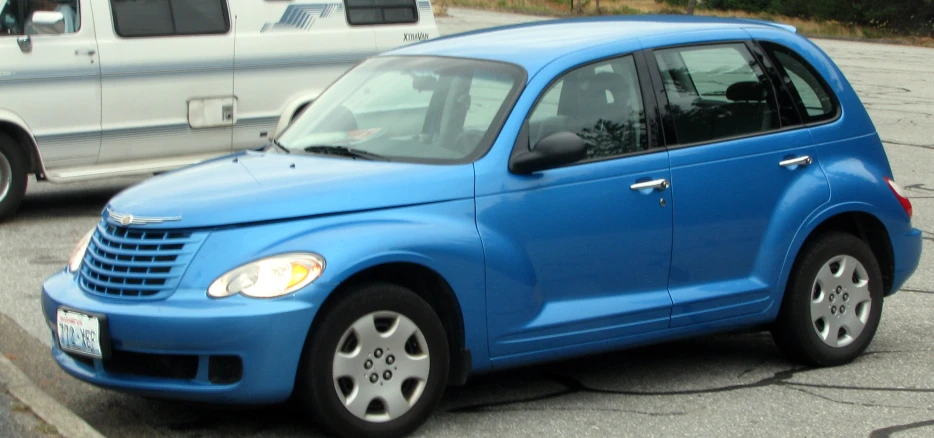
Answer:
0;8;932;438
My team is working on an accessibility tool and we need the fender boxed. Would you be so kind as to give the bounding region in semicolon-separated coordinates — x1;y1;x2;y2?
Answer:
180;200;491;372
0;108;47;178
271;92;319;139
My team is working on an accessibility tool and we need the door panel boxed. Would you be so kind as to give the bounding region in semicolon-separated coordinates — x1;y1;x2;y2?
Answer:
0;0;101;168
480;54;673;358
667;131;829;326
479;154;674;357
92;0;234;164
650;42;832;327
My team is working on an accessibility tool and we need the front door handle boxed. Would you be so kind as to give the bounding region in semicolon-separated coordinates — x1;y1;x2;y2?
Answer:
630;179;670;191
779;156;812;168
75;49;96;56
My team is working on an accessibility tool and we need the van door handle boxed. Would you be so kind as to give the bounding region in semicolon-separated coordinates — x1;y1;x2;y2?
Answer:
75;49;96;56
779;156;812;167
630;179;670;191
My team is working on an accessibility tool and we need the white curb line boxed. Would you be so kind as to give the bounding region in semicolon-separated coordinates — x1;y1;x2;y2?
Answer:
0;353;106;438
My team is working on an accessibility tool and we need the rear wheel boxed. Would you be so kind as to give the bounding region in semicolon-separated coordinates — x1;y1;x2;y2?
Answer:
298;283;449;438
772;232;883;366
0;132;28;221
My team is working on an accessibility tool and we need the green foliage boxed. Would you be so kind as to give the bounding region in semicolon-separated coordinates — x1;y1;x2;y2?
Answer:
654;0;934;35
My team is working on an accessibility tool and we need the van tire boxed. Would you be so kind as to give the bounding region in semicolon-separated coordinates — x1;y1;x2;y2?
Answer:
0;132;28;221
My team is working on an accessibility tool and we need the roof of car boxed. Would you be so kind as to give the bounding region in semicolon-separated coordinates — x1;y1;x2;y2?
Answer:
387;15;797;73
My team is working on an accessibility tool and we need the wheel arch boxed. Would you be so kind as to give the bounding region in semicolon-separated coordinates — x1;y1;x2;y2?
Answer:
307;261;471;386
0;111;45;178
271;92;318;139
781;205;896;308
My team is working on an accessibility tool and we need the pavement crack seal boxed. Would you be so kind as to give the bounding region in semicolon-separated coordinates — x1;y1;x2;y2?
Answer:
869;418;934;438
901;288;934;295
883;140;934;150
788;387;933;411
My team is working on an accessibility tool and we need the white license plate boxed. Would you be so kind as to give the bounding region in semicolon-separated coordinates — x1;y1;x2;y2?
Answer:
56;309;102;359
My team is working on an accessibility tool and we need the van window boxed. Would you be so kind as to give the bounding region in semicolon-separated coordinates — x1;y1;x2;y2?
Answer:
110;0;229;37
654;43;780;145
2;0;81;35
344;0;418;25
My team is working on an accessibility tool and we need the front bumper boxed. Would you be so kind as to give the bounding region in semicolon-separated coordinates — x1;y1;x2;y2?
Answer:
41;271;318;404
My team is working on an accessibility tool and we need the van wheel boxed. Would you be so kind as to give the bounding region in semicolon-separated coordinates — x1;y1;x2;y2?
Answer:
298;283;449;438
0;132;28;221
772;232;883;366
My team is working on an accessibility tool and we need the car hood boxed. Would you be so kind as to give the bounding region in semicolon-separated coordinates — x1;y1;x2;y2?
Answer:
105;151;475;229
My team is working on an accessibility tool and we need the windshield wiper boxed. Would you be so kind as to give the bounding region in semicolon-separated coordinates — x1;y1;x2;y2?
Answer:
269;138;291;154
303;145;387;161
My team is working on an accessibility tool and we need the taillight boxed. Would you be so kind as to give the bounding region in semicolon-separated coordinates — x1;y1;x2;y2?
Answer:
884;177;912;219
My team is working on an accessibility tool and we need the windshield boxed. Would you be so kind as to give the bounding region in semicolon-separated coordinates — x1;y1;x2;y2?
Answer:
277;56;525;163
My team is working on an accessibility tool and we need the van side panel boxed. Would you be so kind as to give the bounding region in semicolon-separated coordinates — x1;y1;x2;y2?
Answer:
90;0;236;164
230;1;378;151
230;0;441;150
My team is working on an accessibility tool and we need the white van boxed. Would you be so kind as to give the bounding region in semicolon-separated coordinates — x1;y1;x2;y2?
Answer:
0;0;438;219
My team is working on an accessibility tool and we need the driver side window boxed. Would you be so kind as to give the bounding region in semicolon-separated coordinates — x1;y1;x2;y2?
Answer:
1;0;81;35
527;55;648;161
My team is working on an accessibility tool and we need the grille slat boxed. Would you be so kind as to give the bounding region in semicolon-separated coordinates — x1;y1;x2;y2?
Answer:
82;260;178;283
90;235;198;257
78;221;206;299
85;250;183;269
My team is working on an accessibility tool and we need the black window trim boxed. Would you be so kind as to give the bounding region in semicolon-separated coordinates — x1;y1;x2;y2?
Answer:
508;50;665;174
756;40;842;128
343;0;419;27
645;39;809;151
745;40;804;128
109;0;232;39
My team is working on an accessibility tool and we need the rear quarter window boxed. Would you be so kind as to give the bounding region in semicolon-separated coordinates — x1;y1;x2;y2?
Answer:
760;42;839;124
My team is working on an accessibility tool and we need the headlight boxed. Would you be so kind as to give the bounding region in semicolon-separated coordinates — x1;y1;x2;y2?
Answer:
208;253;325;299
67;228;95;273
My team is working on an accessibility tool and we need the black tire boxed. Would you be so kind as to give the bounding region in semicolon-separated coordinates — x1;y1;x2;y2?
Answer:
771;232;884;366
0;132;28;221
298;283;449;438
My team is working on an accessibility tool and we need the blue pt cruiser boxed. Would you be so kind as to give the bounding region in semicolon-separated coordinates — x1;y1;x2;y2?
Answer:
42;16;922;438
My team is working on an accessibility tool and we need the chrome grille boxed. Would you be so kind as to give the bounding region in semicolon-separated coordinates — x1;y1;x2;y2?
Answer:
78;221;206;299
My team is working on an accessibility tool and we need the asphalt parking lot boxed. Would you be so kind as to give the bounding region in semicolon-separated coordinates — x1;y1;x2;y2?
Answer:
1;8;933;437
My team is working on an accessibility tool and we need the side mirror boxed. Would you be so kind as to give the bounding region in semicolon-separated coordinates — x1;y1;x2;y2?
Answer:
509;131;587;174
28;11;65;34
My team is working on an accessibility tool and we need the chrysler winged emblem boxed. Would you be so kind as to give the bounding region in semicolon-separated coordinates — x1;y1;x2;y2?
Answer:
106;208;182;226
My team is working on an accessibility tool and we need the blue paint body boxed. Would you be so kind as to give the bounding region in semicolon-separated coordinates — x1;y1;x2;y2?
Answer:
42;16;922;403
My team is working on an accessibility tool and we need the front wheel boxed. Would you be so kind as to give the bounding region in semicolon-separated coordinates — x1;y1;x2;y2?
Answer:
772;232;884;366
298;283;449;438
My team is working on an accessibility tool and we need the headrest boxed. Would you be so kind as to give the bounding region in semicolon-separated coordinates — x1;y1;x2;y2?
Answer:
588;72;626;95
726;81;766;102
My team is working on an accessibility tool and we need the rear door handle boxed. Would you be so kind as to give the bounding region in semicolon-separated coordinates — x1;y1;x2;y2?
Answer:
779;156;812;167
630;179;670;191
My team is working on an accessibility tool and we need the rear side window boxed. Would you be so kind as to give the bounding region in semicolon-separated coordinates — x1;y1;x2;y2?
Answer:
654;43;780;145
761;42;838;123
345;0;418;25
111;0;229;37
